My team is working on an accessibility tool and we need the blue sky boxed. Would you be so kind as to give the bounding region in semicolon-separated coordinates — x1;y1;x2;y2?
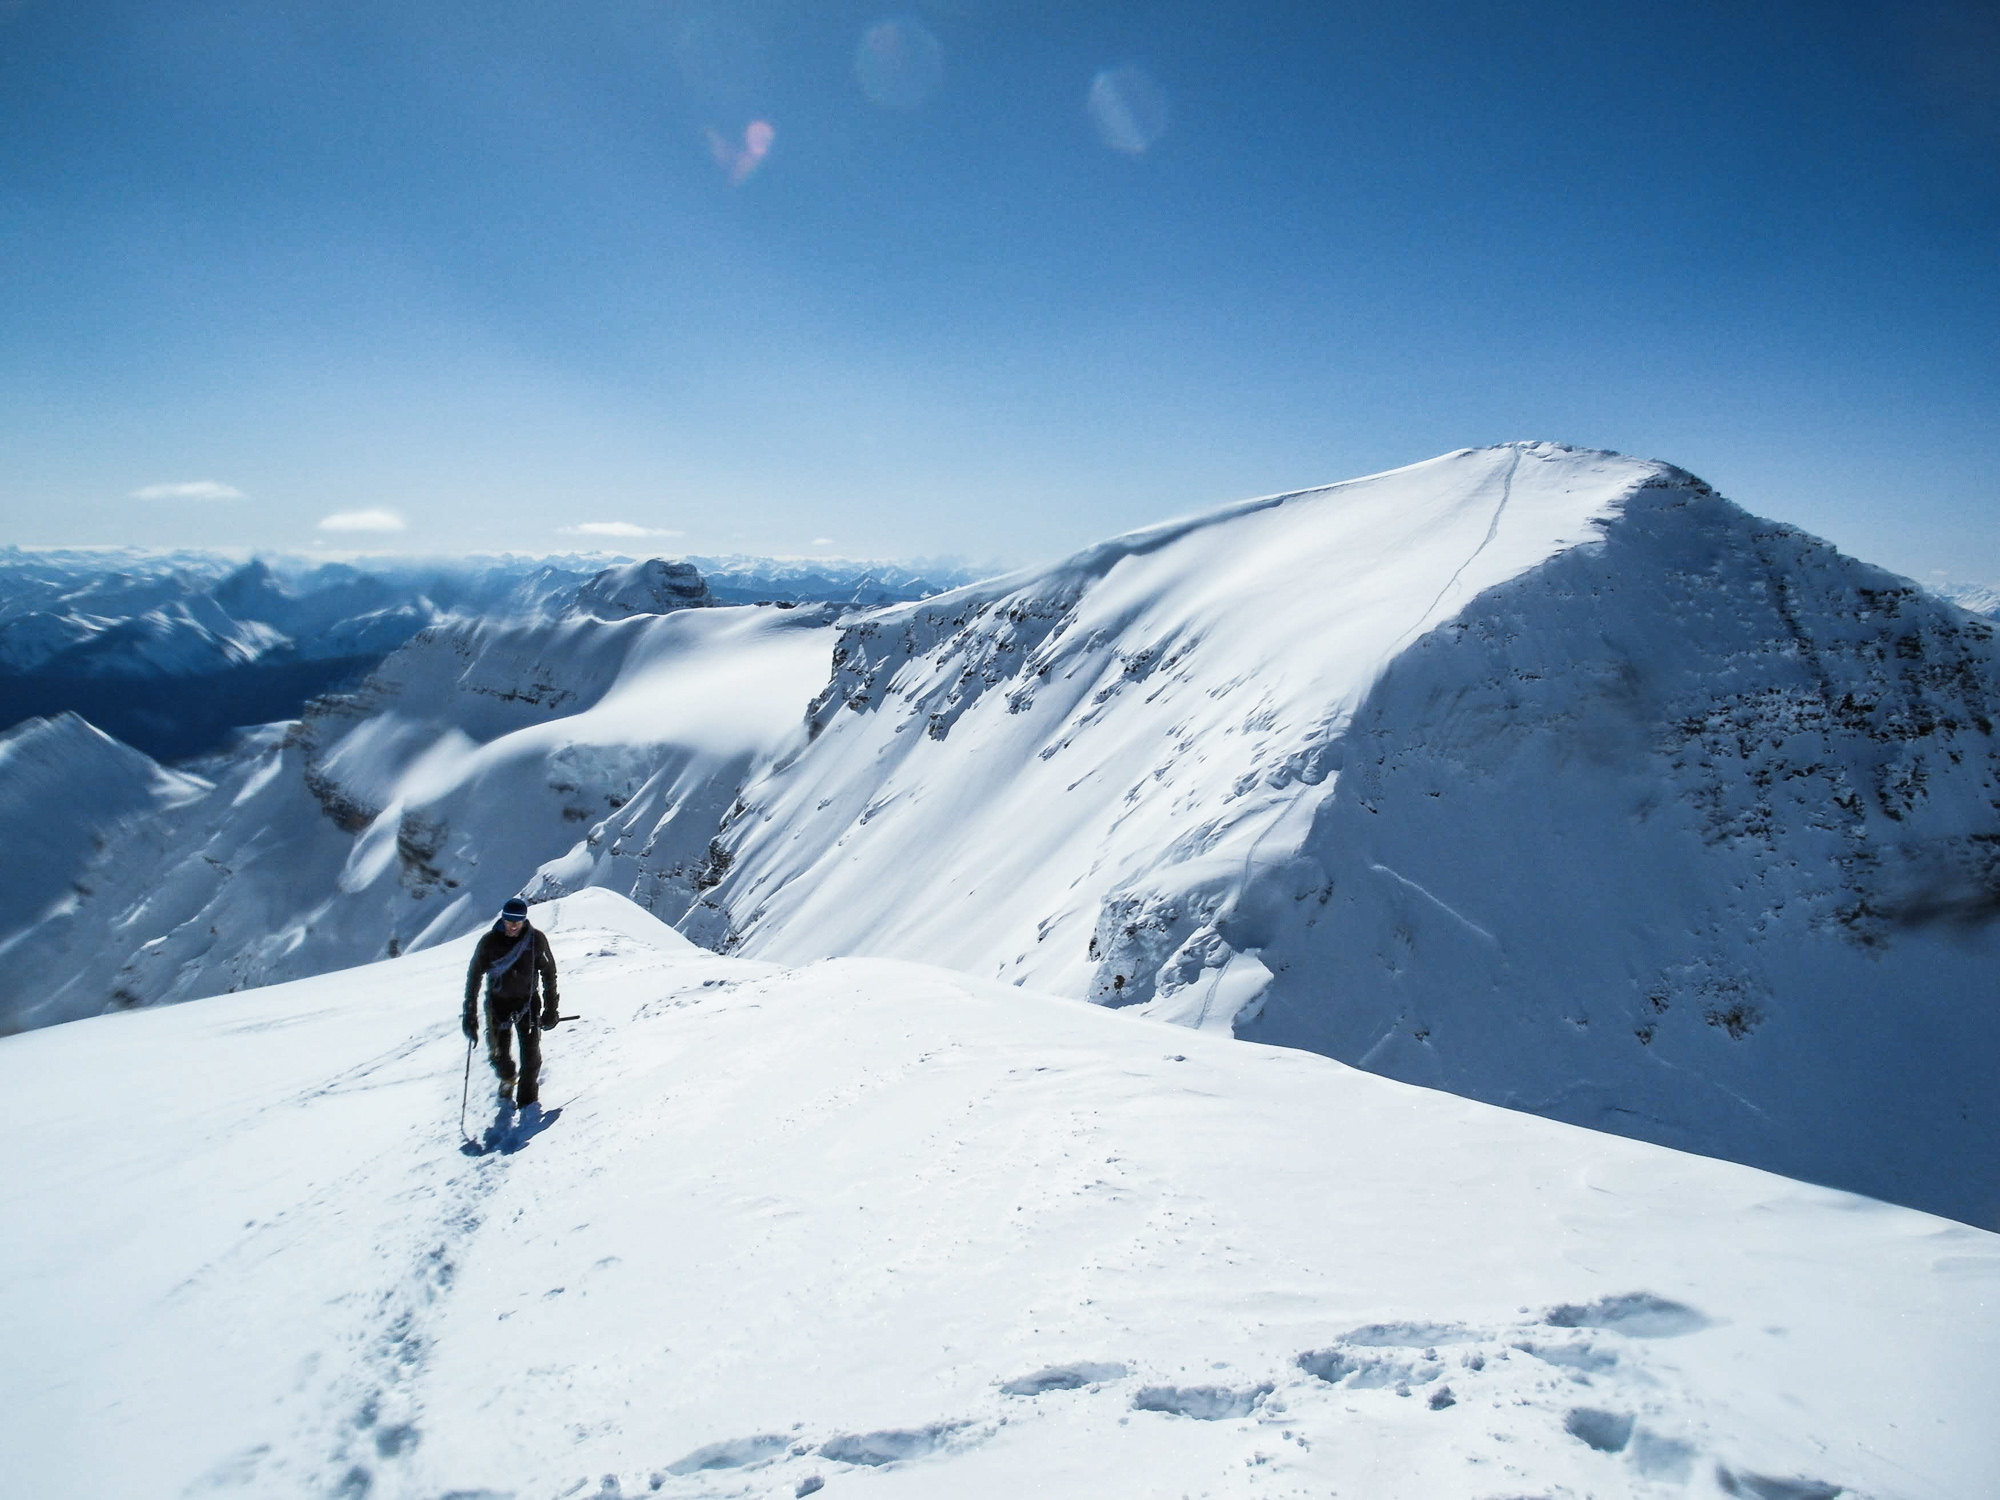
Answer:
3;0;1996;579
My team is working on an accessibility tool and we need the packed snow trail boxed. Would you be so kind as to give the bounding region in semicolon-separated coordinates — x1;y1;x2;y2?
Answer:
3;891;1993;1499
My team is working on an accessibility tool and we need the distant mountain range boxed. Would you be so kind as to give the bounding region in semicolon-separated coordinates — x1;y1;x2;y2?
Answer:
0;547;984;759
1933;578;2000;618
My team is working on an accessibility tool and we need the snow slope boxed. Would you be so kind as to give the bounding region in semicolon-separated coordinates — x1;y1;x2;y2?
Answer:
0;602;830;1031
7;445;1995;1229
682;444;2000;1227
694;444;1639;1000
0;713;209;987
1237;477;2000;1227
3;890;1992;1500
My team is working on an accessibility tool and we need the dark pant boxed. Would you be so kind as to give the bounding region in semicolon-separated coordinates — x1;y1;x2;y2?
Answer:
485;995;542;1106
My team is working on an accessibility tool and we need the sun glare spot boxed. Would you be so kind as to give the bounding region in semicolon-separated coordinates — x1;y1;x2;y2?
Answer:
1088;64;1169;154
708;120;775;184
855;18;945;110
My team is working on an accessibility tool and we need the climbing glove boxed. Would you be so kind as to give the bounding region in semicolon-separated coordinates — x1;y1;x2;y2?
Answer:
540;1006;561;1030
461;1005;478;1040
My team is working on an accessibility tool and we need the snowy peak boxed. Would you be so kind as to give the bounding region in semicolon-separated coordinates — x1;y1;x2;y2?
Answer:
567;558;713;621
1930;577;2000;618
4;445;1996;1228
716;443;1668;992
677;442;1999;1224
1235;473;2000;1221
0;710;207;816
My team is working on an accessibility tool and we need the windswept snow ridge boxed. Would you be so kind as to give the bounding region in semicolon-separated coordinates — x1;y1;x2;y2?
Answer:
2;891;1991;1500
684;444;2000;1225
697;444;1635;1015
5;445;1996;1228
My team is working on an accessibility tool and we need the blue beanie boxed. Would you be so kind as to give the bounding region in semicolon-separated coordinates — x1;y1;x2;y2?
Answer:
500;898;529;921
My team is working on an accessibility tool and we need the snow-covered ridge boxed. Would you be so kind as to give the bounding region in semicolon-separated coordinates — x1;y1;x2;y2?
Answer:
5;444;1996;1231
676;441;1998;1223
3;890;1990;1500
705;443;1646;996
0;713;210;964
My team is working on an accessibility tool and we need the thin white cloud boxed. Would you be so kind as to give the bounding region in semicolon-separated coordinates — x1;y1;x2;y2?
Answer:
558;521;685;539
318;509;407;533
812;537;835;547
130;480;247;502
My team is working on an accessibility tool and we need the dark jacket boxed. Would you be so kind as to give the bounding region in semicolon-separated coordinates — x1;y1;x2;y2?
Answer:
465;921;559;1018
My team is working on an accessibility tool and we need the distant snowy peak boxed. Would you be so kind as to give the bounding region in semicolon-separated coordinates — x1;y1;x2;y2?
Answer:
56;598;292;677
1930;578;2000;618
0;711;206;809
566;558;712;620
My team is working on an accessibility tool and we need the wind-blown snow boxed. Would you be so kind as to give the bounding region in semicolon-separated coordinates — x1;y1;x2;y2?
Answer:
3;891;1991;1500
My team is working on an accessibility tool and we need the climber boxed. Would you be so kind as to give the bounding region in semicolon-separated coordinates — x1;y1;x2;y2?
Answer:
462;897;560;1108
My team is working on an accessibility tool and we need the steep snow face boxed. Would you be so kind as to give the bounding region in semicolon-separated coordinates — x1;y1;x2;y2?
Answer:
0;604;831;1031
1233;483;2000;1227
0;714;209;1023
3;891;1991;1500
667;443;1999;1226
697;445;1655;1015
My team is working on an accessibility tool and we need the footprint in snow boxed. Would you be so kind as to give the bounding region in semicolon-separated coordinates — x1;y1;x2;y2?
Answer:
819;1421;968;1466
1000;1361;1128;1395
1544;1291;1710;1337
1715;1467;1845;1500
1296;1347;1445;1392
1131;1383;1273;1420
659;1434;791;1475
1564;1406;1636;1453
1296;1317;1481;1395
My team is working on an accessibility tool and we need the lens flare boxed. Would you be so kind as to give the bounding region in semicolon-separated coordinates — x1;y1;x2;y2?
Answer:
854;17;945;110
1088;64;1169;154
707;119;775;183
